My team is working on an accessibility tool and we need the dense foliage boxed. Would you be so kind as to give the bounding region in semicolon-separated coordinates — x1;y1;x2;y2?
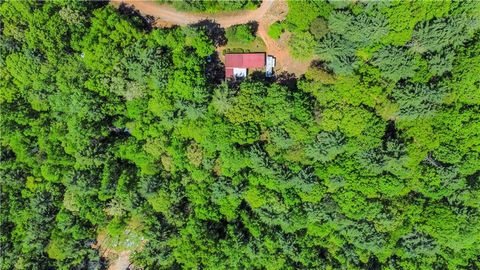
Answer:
1;1;480;270
158;0;261;13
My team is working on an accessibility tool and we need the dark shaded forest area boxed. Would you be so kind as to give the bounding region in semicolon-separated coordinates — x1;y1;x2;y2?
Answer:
0;1;479;269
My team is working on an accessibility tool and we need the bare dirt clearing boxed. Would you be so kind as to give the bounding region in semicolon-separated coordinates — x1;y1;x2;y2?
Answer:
110;0;311;75
94;232;133;270
111;0;274;27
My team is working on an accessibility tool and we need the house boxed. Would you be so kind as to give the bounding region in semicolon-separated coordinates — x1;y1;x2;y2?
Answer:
224;53;275;79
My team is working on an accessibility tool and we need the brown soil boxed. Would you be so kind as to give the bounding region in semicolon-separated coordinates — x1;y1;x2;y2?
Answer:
110;0;275;27
93;233;132;270
108;251;132;270
110;0;311;76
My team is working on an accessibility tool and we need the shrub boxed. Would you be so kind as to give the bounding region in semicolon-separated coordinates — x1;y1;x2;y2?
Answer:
226;24;256;43
268;21;284;40
286;0;333;32
288;31;316;60
309;17;329;39
305;64;336;84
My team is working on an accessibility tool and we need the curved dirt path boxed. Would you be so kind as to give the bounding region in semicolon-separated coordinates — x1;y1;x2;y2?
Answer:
111;0;275;28
111;0;310;75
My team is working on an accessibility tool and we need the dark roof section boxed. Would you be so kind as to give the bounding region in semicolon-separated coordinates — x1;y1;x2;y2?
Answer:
225;68;234;78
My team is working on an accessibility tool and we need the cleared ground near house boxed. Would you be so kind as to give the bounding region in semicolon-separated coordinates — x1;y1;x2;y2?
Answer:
110;0;311;75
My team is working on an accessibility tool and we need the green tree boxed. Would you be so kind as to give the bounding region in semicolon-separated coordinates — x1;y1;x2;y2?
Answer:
226;24;256;43
288;31;316;60
309;17;329;39
372;46;418;82
410;14;479;54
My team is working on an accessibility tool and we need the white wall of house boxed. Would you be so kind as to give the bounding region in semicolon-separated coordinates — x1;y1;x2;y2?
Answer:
233;68;247;78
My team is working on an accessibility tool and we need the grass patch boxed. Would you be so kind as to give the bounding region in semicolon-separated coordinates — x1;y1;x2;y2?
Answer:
223;36;266;55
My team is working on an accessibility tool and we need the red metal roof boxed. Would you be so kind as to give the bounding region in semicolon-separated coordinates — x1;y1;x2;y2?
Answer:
225;53;265;68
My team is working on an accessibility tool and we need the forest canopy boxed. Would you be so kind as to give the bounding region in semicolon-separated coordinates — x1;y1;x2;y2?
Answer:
1;0;480;270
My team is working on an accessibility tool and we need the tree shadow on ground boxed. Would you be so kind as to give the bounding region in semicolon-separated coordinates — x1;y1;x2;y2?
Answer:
190;20;227;47
239;70;299;91
466;170;480;188
246;21;259;36
310;60;329;70
117;3;156;31
205;51;225;85
90;0;109;10
275;71;298;90
249;70;266;81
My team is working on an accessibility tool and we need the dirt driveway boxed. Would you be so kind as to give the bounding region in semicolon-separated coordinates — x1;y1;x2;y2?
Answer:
110;0;310;75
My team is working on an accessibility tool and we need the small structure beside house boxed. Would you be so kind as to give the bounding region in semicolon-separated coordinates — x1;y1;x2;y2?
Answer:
265;55;276;77
224;53;275;80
